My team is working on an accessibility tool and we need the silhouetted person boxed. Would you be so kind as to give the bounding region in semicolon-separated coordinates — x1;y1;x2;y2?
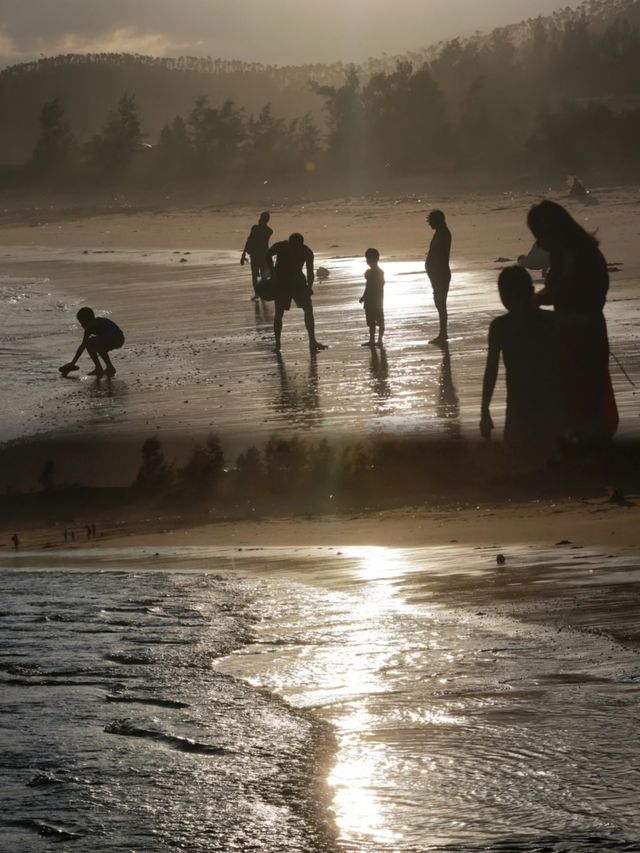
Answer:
568;175;587;198
63;528;68;543
241;211;273;301
528;200;617;443
267;233;327;354
426;209;452;344
481;266;562;450
517;242;550;279
11;533;19;550
86;525;91;539
71;530;75;542
60;307;125;378
91;523;96;538
359;248;385;347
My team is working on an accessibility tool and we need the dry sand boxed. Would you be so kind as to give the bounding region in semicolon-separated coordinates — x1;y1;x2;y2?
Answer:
4;495;639;554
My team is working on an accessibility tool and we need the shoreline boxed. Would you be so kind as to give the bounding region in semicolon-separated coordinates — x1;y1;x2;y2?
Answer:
3;496;639;555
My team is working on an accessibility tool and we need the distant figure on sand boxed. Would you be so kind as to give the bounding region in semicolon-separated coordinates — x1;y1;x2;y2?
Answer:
568;175;588;198
517;242;550;279
481;266;562;450
241;211;273;301
527;200;617;443
426;209;452;344
359;248;385;348
267;233;327;354
11;533;19;550
59;308;125;378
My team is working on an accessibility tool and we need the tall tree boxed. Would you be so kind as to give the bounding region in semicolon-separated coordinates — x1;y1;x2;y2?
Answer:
31;97;75;177
85;93;144;175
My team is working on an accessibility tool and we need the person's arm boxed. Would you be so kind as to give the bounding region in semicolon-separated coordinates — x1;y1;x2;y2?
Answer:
60;331;88;371
305;249;315;289
480;322;500;439
360;271;369;303
266;243;278;273
241;227;255;264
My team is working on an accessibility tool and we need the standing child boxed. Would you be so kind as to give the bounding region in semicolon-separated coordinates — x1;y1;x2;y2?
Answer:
59;307;125;378
359;248;385;348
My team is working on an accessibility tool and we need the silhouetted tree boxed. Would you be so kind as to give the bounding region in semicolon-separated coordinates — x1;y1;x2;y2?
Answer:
31;97;75;177
38;459;55;492
178;434;224;500
155;115;192;179
135;437;172;491
85;93;144;175
188;96;245;175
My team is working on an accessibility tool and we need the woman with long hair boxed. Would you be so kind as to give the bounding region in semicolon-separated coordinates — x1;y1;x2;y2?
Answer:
527;200;618;443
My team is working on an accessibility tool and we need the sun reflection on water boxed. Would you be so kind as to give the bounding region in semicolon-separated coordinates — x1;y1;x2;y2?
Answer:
323;546;415;845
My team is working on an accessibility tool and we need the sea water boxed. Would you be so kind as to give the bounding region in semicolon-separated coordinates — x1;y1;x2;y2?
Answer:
2;546;640;851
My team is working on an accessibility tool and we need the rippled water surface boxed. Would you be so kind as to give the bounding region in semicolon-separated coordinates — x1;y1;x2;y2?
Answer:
2;546;640;851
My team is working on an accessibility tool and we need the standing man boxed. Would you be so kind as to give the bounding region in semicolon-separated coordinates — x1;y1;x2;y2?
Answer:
426;209;452;345
267;233;327;354
241;211;273;301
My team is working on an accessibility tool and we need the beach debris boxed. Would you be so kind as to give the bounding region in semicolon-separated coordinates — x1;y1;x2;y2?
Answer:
556;539;572;545
494;257;512;263
27;772;63;787
316;266;330;280
496;553;506;565
34;822;81;841
606;486;634;506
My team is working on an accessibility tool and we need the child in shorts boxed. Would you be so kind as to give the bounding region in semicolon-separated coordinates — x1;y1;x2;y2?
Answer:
59;307;125;378
359;248;385;347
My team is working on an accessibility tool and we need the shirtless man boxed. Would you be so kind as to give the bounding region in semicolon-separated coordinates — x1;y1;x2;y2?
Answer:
266;233;327;353
241;211;273;301
426;209;452;344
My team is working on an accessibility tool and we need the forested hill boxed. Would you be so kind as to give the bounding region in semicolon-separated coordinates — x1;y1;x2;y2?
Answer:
0;55;338;164
2;0;640;180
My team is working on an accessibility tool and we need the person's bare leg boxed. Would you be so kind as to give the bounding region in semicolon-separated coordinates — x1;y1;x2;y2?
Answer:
361;322;375;346
250;256;260;300
274;306;284;352
304;305;327;352
430;291;448;344
86;343;104;377
377;318;385;347
100;349;116;377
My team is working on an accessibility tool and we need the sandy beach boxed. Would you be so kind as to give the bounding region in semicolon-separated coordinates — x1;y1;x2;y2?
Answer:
1;188;639;487
3;187;640;851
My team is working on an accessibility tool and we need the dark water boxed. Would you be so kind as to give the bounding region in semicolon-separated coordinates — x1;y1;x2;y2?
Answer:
0;570;336;852
2;547;640;852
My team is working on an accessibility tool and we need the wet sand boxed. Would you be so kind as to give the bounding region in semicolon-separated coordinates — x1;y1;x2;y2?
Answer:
2;189;639;473
4;540;640;850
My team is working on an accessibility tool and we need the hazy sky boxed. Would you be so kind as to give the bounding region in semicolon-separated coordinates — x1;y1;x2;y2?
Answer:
0;0;583;67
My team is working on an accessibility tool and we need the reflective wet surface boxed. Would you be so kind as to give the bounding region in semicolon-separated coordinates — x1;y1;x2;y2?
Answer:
2;244;639;449
3;545;640;851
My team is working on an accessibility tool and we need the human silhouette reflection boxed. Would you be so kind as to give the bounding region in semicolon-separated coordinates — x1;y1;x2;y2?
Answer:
273;352;321;428
436;344;461;439
369;345;391;399
253;297;272;336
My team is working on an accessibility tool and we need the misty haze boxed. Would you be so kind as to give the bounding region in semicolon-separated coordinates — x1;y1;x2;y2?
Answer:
2;1;640;852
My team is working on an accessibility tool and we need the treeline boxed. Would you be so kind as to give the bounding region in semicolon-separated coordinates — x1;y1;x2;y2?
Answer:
8;431;640;528
133;433;471;513
28;92;321;183
6;0;640;184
